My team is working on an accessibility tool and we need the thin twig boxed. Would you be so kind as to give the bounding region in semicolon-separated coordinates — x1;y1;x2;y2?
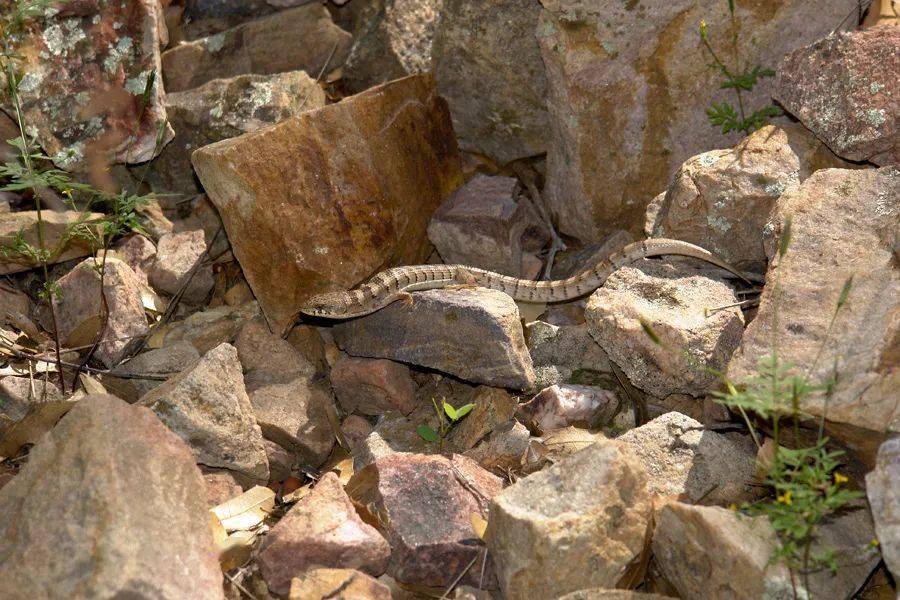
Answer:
299;40;339;110
0;342;171;381
512;163;566;279
440;549;482;599
224;571;258;600
704;297;760;316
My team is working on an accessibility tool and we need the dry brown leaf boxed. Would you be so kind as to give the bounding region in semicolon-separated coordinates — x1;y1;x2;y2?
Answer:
140;285;167;314
78;373;107;396
469;513;488;540
211;485;275;532
217;530;256;572
0;398;78;457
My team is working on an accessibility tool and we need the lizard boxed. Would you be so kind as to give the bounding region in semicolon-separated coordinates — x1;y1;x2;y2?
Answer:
298;238;753;320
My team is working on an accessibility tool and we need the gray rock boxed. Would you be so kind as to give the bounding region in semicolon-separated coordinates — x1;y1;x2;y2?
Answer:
139;343;269;483
111;233;156;285
334;288;535;390
525;319;615;389
464;419;531;474
518;384;623;435
0;394;223;599
0;377;63;439
586;260;744;398
150;230;215;304
652;502;880;600
156;302;260;354
774;25;899;165
105;341;201;402
728;167;899;463
433;0;549;163
866;436;900;580
618;412;760;505
486;437;652;599
351;412;433;472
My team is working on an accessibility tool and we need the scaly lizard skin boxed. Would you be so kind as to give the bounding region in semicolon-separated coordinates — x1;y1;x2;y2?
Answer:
299;239;752;319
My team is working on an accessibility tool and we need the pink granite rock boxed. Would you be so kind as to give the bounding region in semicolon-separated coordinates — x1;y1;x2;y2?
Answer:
330;355;418;416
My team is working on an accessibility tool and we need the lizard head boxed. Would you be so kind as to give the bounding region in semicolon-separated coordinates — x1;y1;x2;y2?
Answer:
298;291;364;320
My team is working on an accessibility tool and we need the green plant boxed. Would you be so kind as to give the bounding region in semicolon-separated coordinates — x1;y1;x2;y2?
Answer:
416;398;475;451
699;0;781;135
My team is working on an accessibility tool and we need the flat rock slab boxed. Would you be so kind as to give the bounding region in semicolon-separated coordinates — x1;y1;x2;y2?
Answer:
258;473;390;596
486;437;652;599
775;25;899;165
0;395;223;599
728;167;899;463
348;453;503;589
334;288;535;390
0;211;102;275
161;3;351;93
192;74;462;333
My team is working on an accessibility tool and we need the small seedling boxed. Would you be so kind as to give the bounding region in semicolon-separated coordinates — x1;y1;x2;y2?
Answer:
417;399;475;450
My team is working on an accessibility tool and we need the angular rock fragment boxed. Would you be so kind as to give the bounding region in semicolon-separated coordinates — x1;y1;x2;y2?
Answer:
647;124;855;272
0;211;102;275
775;25;899;165
288;568;392;600
148;70;327;196
351;412;433;471
348;453;502;589
150;230;214;304
536;0;858;240
111;233;156;285
464;420;531;474
652;502;879;600
433;0;549;163
618;412;759;505
446;386;517;452
486;438;652;599
519;384;622;435
154;301;259;353
53;257;149;367
258;473;390;596
193;74;462;333
3;1;173;170
427;174;543;277
162;4;351;93
0;377;63;438
559;592;672;600
586;260;744;398
728;167;899;462
0;395;223;599
139;343;269;483
525;320;615;388
334;288;535;390
341;415;374;449
866;436;900;580
105;341;200;402
330;355;418;416
203;470;245;507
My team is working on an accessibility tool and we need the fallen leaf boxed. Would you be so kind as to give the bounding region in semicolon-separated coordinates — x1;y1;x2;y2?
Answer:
0;398;78;457
211;485;275;532
470;513;488;540
217;530;257;571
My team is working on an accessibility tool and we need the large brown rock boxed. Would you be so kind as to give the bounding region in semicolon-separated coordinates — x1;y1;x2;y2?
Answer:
192;74;462;333
1;0;173;170
646;124;856;273
0;211;102;275
486;437;652;599
0;395;223;599
257;473;390;596
432;0;549;163
161;4;351;93
348;453;503;589
536;0;858;241
147;70;327;196
333;288;536;390
774;25;899;165
728;167;899;464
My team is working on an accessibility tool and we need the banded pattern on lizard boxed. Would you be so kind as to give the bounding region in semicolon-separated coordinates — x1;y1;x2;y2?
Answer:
298;238;752;319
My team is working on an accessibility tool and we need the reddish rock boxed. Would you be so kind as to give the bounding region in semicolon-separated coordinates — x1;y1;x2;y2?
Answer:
150;230;215;304
111;233;156;285
341;415;374;449
203;470;244;507
161;4;351;93
427;174;545;277
347;453;502;589
519;384;622;435
192;74;462;333
0;211;102;275
288;568;392;600
331;355;418;416
775;26;899;165
7;0;173;171
258;472;390;596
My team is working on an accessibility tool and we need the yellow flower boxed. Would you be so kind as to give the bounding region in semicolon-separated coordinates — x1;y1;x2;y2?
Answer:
699;20;708;40
777;491;793;505
728;503;738;511
870;538;880;547
834;472;849;485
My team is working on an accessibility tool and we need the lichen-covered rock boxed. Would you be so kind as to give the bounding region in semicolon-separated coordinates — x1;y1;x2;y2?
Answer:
728;167;899;463
586;260;744;399
866;436;900;580
536;0;858;241
652;502;879;600
646;124;856;273
432;0;549;163
330;355;418;416
333;288;536;390
53;257;149;368
139;343;269;483
348;453;502;589
341;0;443;92
1;0;174;170
428;174;543;278
774;25;899;165
0;395;223;599
161;4;351;93
150;230;215;304
192;74;462;333
147;70;326;196
618;412;759;505
0;211;102;275
258;473;390;596
486;437;652;599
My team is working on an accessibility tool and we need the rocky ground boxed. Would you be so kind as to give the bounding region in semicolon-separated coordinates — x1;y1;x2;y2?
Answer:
0;1;897;599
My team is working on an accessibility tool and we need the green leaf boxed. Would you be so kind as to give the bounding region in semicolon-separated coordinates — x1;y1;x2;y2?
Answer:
639;319;662;346
416;425;439;443
727;0;735;14
836;275;853;310
442;401;458;421
455;403;475;419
